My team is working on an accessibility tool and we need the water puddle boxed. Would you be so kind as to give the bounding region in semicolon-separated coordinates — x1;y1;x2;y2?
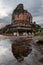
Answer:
0;39;42;65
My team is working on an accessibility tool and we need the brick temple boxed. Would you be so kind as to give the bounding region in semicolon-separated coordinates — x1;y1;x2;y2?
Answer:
0;3;41;36
11;4;32;36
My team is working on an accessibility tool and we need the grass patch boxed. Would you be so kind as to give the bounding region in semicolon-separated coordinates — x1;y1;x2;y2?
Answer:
35;32;43;36
37;40;43;45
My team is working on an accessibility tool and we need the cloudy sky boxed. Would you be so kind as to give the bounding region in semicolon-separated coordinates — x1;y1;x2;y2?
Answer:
0;0;43;24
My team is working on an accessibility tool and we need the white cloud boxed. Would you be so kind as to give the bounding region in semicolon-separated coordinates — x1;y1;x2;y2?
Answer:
33;16;43;24
0;0;11;18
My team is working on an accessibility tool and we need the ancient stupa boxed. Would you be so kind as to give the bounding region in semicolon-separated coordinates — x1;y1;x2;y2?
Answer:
11;3;32;36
